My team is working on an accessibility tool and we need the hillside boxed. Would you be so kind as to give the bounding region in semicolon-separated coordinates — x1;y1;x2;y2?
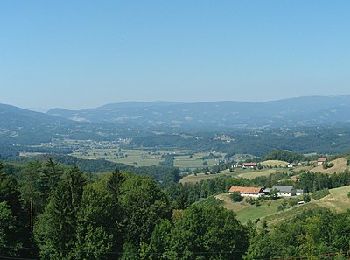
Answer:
0;103;75;145
47;95;350;129
217;186;350;224
310;158;349;174
261;160;289;167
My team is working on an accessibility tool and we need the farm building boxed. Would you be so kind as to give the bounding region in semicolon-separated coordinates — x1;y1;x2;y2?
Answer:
296;189;304;196
317;157;327;165
272;186;296;197
242;162;257;169
228;186;263;198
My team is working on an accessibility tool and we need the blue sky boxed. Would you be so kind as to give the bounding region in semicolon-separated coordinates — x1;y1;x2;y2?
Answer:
0;1;349;110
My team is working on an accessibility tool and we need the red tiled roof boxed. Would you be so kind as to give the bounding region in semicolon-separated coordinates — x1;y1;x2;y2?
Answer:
318;158;327;162
228;186;262;194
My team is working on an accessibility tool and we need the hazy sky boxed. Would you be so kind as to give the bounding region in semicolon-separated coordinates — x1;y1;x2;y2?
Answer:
1;1;350;110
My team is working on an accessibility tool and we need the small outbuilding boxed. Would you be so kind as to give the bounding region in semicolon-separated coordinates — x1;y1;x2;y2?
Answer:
318;157;327;166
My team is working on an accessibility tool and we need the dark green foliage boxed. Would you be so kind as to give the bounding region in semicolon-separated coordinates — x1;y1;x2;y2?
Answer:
312;189;330;200
269;188;279;200
3;157;350;259
0;163;30;257
34;167;86;259
52;155;180;184
246;208;350;259
145;203;249;259
303;194;311;202
264;150;305;163
73;174;122;259
230;191;243;202
0;202;18;253
119;174;171;248
166;172;293;209
298;171;350;193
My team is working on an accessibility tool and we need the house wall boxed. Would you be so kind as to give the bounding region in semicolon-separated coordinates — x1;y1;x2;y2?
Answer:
278;191;296;197
241;193;262;198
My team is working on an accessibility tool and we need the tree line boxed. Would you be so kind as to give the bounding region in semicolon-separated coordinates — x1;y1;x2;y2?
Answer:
1;159;350;259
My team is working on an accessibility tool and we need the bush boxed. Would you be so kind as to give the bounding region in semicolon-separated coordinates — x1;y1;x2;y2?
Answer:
230;192;243;202
246;197;256;205
288;198;298;207
347;192;350;199
323;162;334;169
311;189;330;200
303;194;311;202
255;200;261;207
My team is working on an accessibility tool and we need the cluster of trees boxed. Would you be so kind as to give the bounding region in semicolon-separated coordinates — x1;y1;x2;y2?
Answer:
298;170;350;193
263;150;305;163
0;159;251;259
14;155;180;185
2;158;350;259
132;126;350;156
165;172;294;209
247;208;350;259
169;170;350;209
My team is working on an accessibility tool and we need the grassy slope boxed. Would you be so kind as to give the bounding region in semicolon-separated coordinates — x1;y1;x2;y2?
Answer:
180;168;287;184
261;160;289;167
310;158;349;174
236;169;280;179
179;169;234;184
215;193;287;224
217;186;350;225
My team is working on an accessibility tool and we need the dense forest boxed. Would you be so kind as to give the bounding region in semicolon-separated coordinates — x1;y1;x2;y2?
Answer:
1;158;350;259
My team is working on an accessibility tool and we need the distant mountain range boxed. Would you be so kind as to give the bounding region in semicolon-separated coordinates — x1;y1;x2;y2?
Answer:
47;95;350;129
1;95;350;142
2;95;350;157
0;103;75;145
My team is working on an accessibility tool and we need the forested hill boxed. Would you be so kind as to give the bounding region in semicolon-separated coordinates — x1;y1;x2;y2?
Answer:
0;103;75;145
47;95;350;129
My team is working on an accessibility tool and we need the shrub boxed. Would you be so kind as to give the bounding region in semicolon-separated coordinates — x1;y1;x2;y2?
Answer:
277;205;284;212
246;197;256;205
230;192;243;202
255;200;261;207
303;194;311;202
288;198;298;207
311;189;330;200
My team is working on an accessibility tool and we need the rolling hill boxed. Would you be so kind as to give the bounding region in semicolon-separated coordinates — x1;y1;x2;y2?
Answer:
0;103;74;144
217;186;350;225
47;95;350;129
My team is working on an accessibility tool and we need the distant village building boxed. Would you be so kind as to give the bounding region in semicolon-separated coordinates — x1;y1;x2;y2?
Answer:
228;186;263;198
318;157;327;166
272;186;296;197
242;162;257;169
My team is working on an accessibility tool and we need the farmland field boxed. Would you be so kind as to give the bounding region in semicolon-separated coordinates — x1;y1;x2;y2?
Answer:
71;147;225;168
